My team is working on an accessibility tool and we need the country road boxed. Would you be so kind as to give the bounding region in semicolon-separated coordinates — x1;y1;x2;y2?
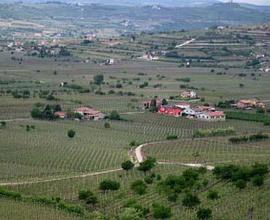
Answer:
175;38;196;48
0;135;215;186
134;141;215;170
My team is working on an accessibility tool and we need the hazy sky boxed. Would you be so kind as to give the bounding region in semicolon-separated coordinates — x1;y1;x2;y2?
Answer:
223;0;270;5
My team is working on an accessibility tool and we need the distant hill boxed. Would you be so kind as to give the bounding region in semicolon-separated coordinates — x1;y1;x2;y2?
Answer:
0;2;270;34
0;0;220;7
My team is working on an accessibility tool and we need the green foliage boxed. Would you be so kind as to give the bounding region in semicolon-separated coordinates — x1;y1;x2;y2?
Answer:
123;199;149;217
213;163;268;190
119;208;143;220
0;121;6;128
67;129;76;138
108;111;121;120
93;74;104;85
193;127;235;138
207;190;219;200
138;157;156;173
131;180;147;195
78;190;97;205
197;208;212;220
104;122;111;129
234;179;247;190
31;104;60;120
121;160;135;171
144;176;154;184
229;133;269;144
225;111;270;125
166;135;178;140
152;203;172;219
0;188;22;200
252;175;264;187
182;193;201;208
99;179;120;192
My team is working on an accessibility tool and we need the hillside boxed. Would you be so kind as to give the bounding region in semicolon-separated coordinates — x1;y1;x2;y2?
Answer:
0;2;270;37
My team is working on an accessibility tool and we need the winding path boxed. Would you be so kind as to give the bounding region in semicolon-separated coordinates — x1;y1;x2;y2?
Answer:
0;169;122;187
134;141;215;170
0;129;214;186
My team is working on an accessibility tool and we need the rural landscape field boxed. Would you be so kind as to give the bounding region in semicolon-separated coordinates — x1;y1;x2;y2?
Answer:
1;0;270;219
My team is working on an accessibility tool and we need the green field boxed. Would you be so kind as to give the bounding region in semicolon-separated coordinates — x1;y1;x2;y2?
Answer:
1;25;270;219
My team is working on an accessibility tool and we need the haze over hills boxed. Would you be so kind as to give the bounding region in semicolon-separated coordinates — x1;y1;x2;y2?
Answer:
0;1;270;37
1;0;270;7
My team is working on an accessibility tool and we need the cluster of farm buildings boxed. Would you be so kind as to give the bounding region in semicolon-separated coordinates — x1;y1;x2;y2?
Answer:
54;107;105;120
143;100;226;122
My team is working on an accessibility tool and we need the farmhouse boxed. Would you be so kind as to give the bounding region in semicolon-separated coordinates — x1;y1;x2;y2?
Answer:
141;52;159;61
235;99;265;109
181;90;198;99
175;102;191;109
143;99;162;110
196;111;225;121
54;111;66;119
158;105;182;117
75;107;105;120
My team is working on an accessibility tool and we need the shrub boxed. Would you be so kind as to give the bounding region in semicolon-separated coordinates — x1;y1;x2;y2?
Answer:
104;122;111;128
131;180;147;195
207;190;219;200
93;74;104;85
235;179;247;190
182;193;200;208
167;193;178;202
0;188;22;200
197;208;212;220
144;176;154;184
229;133;269;144
78;190;93;200
108;111;121;120
252;176;264;187
67;129;76;138
99;180;120;192
152;203;172;219
138;157;156;174
166;135;178;140
121;160;135;171
194;127;235;138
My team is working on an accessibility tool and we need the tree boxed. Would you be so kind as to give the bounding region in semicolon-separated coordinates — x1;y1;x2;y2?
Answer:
67;129;76;138
252;176;264;187
235;179;247;190
78;190;92;200
119;208;143;220
161;99;168;105
182;193;201;208
131;180;147;195
0;121;7;128
121;161;135;172
152;203;172;219
138;157;156;174
197;208;212;220
104;122;111;129
149;99;158;112
31;108;42;119
93;74;104;85
109;111;121;120
99;180;120;192
78;190;98;205
207;190;219;200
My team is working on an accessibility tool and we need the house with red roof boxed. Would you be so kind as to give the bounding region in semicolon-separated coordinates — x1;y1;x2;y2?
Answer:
75;107;105;120
54;111;66;119
158;105;182;117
